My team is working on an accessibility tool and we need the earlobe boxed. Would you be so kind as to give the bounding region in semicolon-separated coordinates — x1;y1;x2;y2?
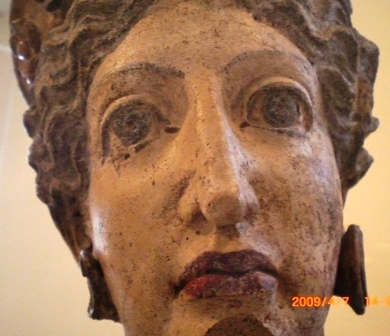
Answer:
333;224;367;315
80;246;120;322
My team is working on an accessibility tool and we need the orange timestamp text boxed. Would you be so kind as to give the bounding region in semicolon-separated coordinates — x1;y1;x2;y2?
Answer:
292;296;349;307
365;296;390;307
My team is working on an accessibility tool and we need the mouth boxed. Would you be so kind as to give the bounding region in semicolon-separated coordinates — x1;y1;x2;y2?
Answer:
176;250;278;300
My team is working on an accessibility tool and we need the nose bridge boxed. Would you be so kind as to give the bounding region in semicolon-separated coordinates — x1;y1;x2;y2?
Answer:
182;74;259;227
194;77;241;192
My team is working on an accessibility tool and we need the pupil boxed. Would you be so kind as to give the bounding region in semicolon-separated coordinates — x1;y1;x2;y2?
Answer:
122;113;149;144
262;91;300;128
110;100;155;146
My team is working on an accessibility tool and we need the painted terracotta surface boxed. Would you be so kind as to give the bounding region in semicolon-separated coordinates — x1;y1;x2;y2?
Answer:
9;0;379;335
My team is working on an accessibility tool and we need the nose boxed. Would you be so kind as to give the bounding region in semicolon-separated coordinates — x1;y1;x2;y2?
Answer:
178;76;259;228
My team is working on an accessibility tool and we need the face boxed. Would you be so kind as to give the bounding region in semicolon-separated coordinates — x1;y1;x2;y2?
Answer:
87;2;344;335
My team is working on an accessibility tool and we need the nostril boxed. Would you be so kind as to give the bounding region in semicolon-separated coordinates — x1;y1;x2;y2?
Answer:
193;211;207;224
186;211;213;235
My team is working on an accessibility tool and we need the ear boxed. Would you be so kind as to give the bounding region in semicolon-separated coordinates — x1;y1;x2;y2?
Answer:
333;225;367;315
80;246;120;322
10;0;73;103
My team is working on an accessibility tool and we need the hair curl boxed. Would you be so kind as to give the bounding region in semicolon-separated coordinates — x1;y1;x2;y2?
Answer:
20;0;379;260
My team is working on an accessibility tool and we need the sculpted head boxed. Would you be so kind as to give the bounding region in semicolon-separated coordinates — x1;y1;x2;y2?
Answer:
10;0;379;335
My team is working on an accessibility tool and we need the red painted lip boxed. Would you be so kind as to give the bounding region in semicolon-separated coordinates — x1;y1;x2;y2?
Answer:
177;250;278;300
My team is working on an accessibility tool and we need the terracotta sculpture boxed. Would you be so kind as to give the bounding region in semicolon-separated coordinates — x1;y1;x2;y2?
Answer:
10;0;379;335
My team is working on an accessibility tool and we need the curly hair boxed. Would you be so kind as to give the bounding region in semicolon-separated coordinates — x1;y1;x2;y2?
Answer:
16;0;379;261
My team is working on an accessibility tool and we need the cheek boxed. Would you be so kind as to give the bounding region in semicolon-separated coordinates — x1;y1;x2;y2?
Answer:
290;162;342;295
89;169;176;255
88;177;184;322
246;133;343;293
88;164;191;283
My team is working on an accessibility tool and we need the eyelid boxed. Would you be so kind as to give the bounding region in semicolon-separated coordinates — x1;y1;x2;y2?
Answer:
243;76;314;132
246;76;313;110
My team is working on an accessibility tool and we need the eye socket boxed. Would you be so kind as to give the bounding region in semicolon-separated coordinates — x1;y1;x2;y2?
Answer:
246;86;310;131
107;100;158;147
102;99;164;157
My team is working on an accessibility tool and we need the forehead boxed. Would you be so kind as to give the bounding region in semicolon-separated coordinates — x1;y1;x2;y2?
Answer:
93;2;310;84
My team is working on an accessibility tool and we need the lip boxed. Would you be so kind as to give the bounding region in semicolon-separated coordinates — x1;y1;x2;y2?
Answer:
176;250;278;300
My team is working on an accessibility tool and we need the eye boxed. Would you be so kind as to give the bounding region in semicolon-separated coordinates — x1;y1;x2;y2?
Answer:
245;86;310;131
107;100;158;147
102;99;164;157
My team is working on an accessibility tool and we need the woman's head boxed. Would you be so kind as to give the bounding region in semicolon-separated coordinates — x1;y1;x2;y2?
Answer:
11;0;378;334
14;0;378;259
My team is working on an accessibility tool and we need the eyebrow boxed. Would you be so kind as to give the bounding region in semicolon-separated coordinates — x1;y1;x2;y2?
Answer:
97;62;185;87
219;50;316;100
220;50;311;74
